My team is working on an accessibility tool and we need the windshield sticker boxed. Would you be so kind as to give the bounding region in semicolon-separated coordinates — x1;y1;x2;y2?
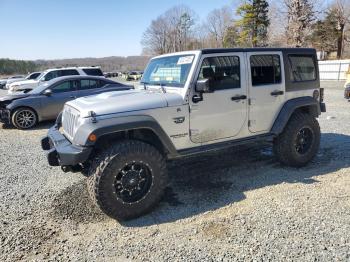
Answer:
177;56;194;65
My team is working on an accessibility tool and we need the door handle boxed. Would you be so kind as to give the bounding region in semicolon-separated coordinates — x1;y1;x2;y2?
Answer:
270;90;284;97
231;95;247;101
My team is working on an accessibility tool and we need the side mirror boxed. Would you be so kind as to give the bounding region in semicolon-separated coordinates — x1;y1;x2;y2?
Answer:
43;89;52;96
195;79;213;93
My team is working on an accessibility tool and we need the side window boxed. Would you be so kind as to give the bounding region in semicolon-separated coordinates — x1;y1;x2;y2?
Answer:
250;55;281;86
62;70;79;76
89;80;98;89
51;81;72;93
80;79;100;90
99;80;108;87
289;55;316;82
198;56;240;90
44;70;60;81
82;68;104;76
80;79;90;90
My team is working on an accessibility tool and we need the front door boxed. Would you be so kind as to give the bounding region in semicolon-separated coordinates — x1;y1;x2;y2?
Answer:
40;80;78;120
189;53;248;144
247;52;285;133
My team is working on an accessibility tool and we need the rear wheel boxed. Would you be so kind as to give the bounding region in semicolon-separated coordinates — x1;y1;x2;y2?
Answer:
11;107;38;129
273;112;320;167
87;140;168;220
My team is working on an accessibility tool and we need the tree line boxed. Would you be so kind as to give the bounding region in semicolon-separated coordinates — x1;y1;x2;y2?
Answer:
141;0;350;59
0;59;38;75
0;56;150;76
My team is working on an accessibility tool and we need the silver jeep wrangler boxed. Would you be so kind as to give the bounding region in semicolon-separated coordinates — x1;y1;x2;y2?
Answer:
42;48;326;220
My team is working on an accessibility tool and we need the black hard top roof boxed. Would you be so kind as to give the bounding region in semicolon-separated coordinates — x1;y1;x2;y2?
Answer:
201;47;316;54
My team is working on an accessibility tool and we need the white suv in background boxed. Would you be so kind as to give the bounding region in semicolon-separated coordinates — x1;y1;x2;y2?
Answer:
8;67;104;93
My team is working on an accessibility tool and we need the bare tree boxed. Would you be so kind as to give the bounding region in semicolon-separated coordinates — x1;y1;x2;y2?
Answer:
331;0;350;58
267;1;288;46
141;16;170;55
285;0;316;47
141;5;197;55
205;6;233;48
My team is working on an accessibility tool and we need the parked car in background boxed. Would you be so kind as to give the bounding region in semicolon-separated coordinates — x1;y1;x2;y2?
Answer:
7;67;104;94
0;76;132;129
345;68;350;100
1;75;25;89
0;77;9;89
126;71;143;81
345;82;350;100
5;72;41;89
104;72;119;78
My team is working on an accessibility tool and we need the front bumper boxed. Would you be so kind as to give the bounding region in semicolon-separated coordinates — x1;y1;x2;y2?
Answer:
0;108;10;124
41;125;92;167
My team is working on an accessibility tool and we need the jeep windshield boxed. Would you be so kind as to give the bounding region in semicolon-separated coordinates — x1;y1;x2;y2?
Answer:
141;55;194;88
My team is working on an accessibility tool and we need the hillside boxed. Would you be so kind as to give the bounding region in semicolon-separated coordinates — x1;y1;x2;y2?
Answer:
36;56;151;72
0;56;151;76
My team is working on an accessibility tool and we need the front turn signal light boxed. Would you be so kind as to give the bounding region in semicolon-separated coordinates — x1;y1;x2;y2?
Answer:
88;133;97;142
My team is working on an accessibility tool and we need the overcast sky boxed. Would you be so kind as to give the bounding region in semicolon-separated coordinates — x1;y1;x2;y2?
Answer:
0;0;232;60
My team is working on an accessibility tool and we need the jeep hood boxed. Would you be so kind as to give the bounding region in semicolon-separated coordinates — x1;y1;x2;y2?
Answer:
67;90;184;117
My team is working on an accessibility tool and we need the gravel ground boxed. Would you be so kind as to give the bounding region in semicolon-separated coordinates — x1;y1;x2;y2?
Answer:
0;82;349;261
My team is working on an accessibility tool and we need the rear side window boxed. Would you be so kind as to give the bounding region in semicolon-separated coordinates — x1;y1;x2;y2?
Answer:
289;55;316;82
82;68;103;76
62;70;79;76
198;56;240;90
250;55;281;86
80;79;101;90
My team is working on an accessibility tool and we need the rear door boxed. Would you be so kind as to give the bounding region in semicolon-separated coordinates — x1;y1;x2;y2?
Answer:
247;52;285;133
40;80;78;120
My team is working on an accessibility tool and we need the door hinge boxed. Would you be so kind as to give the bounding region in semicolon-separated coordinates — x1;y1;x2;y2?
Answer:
248;120;251;127
248;98;251;105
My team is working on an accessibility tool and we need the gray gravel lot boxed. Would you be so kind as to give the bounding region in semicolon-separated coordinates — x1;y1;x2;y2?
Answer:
0;82;349;261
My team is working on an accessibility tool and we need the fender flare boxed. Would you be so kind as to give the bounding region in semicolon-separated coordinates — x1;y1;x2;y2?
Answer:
75;115;178;156
271;97;320;135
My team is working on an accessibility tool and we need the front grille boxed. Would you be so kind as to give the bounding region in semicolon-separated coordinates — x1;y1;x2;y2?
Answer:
62;105;80;140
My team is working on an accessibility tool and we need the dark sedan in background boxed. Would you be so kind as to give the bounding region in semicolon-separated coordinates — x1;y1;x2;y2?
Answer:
0;75;132;129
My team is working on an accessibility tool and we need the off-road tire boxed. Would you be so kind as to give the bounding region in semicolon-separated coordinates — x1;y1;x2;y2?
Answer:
11;107;38;129
87;140;168;220
273;111;320;167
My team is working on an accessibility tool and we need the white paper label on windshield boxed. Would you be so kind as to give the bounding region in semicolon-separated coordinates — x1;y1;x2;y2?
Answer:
177;56;194;65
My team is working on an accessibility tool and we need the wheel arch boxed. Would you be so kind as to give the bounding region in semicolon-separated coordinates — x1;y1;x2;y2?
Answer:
76;115;178;158
271;97;321;135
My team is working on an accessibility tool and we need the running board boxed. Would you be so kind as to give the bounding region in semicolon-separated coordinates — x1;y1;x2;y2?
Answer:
175;134;275;158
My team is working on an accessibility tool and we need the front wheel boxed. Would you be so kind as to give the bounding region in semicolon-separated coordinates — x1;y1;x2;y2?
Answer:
273;112;321;167
87;140;168;220
11;107;38;129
